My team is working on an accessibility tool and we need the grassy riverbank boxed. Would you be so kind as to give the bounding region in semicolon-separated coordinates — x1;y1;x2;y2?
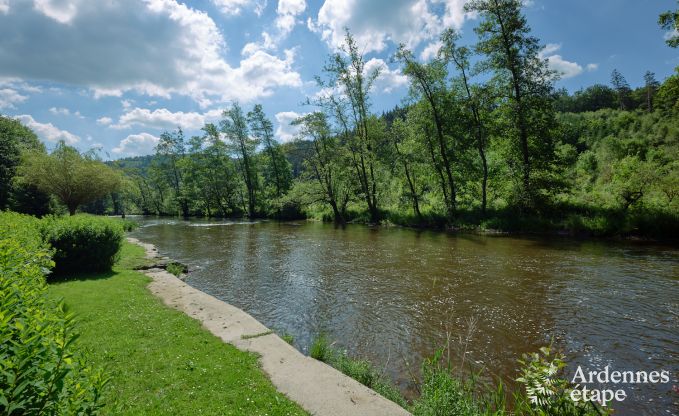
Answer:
48;242;307;416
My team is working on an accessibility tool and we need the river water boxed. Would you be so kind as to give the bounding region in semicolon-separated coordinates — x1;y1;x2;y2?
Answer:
130;217;679;415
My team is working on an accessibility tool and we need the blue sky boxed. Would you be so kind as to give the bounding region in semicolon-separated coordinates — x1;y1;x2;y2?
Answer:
0;0;677;159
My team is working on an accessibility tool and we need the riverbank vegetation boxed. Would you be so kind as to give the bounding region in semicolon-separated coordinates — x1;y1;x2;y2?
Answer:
309;333;609;415
1;1;677;239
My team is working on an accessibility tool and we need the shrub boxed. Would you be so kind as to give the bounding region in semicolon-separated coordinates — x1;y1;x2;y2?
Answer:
0;212;107;414
40;214;124;276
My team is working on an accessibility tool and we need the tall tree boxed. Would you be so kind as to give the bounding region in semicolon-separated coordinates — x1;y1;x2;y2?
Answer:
467;0;556;208
396;46;458;217
390;119;422;220
441;29;491;216
643;71;660;112
155;128;189;218
610;69;631;110
324;30;381;223
293;112;352;225
221;103;259;218
19;142;121;215
247;104;292;215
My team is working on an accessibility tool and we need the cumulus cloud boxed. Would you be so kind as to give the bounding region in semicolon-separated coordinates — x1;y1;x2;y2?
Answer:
112;132;160;156
586;63;598;72
275;111;304;142
97;116;113;125
276;0;306;34
365;58;409;93
539;43;583;79
0;88;27;109
111;107;223;130
16;114;80;144
420;41;442;61
0;0;9;14
49;107;84;118
0;0;302;107
313;0;472;53
211;0;266;16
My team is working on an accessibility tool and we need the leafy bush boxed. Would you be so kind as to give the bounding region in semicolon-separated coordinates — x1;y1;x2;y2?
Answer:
0;212;107;414
40;214;124;276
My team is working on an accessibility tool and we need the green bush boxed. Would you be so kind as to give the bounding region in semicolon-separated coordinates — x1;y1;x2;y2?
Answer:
0;212;107;414
40;215;124;276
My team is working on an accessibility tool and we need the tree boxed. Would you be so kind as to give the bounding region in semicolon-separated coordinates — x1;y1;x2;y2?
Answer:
221;103;259;218
155;128;189;218
0;116;47;212
247;104;292;216
292;112;352;225
19;142;121;215
659;1;679;48
643;71;660;112
396;45;459;218
389;119;423;220
610;69;631;110
324;30;381;223
467;0;556;209
441;29;492;216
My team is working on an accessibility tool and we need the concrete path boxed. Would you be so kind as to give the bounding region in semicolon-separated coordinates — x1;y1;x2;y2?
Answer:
127;237;411;416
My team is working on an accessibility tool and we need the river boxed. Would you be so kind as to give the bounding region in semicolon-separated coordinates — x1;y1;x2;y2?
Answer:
130;217;678;415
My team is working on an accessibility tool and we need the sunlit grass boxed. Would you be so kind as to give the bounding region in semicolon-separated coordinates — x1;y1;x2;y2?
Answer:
48;242;307;416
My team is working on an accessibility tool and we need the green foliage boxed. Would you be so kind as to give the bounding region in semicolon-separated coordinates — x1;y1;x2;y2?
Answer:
0;212;107;415
332;352;407;408
0;116;49;214
19;142;121;215
39;215;124;276
309;333;332;362
165;262;186;277
280;333;295;345
411;351;481;416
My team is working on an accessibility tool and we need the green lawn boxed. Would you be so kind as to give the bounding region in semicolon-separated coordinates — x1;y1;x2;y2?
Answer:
48;242;307;416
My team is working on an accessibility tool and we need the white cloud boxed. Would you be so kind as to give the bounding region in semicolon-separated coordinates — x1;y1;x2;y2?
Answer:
0;88;28;109
211;0;266;16
276;0;306;35
275;111;305;142
0;0;9;14
586;63;598;72
111;107;223;130
420;41;441;61
365;58;409;93
97;116;113;125
49;107;84;118
33;0;79;24
0;0;302;106
16;114;80;144
112;132;160;156
539;43;583;79
313;0;471;53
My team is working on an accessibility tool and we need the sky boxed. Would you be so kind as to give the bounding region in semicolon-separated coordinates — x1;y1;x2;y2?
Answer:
0;0;677;159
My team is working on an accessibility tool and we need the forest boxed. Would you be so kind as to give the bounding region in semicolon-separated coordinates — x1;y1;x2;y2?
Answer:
2;0;678;239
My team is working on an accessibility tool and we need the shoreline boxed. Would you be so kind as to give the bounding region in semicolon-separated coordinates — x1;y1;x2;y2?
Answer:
122;214;679;246
126;237;410;416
